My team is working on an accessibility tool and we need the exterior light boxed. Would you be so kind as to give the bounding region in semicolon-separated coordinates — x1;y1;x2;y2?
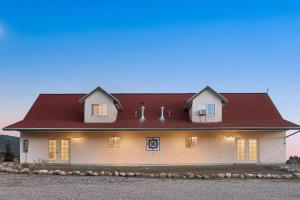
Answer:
224;136;235;141
72;135;82;142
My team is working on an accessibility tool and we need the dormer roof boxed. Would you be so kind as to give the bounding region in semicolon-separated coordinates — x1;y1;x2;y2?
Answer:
79;86;123;111
184;86;229;110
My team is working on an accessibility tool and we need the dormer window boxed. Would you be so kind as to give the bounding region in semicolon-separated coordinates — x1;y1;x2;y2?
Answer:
92;104;108;116
185;86;228;123
207;104;215;116
80;87;122;123
199;104;215;116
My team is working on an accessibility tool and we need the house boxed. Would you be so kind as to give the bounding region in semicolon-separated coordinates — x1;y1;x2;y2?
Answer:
3;86;300;165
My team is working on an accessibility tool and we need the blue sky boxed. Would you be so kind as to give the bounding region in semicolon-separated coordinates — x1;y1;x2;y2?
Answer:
0;1;299;156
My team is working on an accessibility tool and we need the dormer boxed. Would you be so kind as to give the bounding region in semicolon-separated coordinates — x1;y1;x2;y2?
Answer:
184;86;228;123
79;87;123;123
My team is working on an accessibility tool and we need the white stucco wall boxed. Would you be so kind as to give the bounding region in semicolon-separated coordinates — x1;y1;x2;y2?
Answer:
19;131;286;165
259;132;286;163
84;90;118;123
189;90;223;122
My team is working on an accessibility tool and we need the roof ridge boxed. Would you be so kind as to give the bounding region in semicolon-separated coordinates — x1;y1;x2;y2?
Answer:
39;92;268;95
40;93;86;95
220;92;268;94
113;93;195;95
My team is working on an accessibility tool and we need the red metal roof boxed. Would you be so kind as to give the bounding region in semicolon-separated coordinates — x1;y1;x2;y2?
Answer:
3;93;300;130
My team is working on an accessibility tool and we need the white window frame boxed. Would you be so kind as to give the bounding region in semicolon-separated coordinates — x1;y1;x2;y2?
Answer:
236;139;246;161
48;139;70;162
248;138;258;161
60;139;70;161
235;138;258;162
206;104;216;116
108;137;121;149
48;139;57;161
91;104;108;116
186;136;198;148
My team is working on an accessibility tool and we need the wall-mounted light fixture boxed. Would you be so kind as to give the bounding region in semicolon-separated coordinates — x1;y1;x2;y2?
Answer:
72;135;82;142
224;136;235;141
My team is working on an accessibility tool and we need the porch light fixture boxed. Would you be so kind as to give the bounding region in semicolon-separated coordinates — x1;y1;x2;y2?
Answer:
224;136;235;141
72;135;82;142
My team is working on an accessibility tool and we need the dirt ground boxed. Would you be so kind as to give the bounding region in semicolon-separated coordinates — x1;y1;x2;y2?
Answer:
30;164;285;175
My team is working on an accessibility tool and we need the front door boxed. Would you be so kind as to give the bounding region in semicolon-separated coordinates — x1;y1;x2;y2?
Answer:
48;139;70;163
236;138;258;163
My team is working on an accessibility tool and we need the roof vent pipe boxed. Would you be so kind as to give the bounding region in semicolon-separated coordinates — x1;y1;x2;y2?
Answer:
140;103;145;122
159;106;165;122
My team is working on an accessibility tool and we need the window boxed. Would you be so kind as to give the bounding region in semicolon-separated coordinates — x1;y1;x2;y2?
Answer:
92;104;108;116
60;139;70;161
23;139;29;153
146;137;160;151
249;139;257;161
108;137;121;148
48;140;57;160
236;139;246;161
186;136;198;148
236;138;258;161
207;104;215;116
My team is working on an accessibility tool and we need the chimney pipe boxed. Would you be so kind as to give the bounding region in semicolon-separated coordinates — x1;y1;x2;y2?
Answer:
140;103;145;122
159;106;165;122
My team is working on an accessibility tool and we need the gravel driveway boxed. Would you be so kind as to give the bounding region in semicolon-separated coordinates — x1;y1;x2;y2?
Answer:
0;173;299;200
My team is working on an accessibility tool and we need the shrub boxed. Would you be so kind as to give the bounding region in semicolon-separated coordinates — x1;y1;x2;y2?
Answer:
3;142;15;162
286;156;300;164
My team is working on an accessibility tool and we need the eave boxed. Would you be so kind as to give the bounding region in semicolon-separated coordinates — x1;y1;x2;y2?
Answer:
3;127;300;132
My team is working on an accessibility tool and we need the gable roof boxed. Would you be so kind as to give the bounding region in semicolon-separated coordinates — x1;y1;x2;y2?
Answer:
184;86;229;110
79;87;123;111
3;92;300;131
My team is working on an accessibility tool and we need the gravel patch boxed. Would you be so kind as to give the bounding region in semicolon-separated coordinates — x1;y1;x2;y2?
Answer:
0;173;299;200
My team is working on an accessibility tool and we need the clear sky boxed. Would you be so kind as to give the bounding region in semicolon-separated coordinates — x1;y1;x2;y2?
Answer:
0;1;299;157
